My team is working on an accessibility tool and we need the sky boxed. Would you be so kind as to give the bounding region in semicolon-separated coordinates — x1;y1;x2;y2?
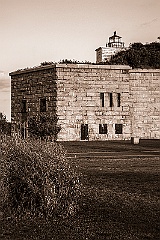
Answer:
0;0;160;121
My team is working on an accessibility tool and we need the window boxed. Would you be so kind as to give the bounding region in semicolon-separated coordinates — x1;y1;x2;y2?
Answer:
115;124;123;134
100;93;104;107
117;93;121;107
109;93;113;107
99;124;107;134
21;99;27;113
40;98;46;112
122;69;129;74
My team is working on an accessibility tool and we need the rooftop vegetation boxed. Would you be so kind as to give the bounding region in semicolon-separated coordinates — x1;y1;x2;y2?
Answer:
107;42;160;68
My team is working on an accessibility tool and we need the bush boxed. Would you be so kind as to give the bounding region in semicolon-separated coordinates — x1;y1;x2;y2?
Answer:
0;135;81;220
108;41;160;69
28;114;61;140
0;113;11;135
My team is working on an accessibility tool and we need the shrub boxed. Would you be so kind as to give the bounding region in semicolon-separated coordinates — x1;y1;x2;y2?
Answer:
108;41;160;69
0;113;11;135
28;114;61;140
0;135;81;220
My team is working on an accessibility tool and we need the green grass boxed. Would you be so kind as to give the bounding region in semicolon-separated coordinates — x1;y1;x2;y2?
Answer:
0;140;160;240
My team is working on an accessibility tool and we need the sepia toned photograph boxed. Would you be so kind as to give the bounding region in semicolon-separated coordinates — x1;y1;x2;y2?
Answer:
0;0;160;239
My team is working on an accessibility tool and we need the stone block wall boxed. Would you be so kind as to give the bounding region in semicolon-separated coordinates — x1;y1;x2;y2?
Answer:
10;66;57;136
10;64;160;141
56;64;131;141
129;69;160;139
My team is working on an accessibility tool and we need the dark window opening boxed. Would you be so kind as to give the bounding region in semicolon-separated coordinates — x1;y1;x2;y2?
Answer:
100;93;104;107
40;98;46;112
81;124;88;140
21;100;27;113
117;93;121;107
115;124;123;134
109;93;113;107
122;69;129;74
99;124;107;134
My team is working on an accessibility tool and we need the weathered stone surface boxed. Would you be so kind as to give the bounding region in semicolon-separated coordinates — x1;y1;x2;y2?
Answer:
10;64;160;141
130;69;160;139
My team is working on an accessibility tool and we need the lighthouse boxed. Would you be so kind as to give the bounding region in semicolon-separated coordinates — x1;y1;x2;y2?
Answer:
95;31;126;63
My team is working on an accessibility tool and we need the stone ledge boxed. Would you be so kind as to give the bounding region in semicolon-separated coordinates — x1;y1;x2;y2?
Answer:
130;69;160;73
9;64;132;76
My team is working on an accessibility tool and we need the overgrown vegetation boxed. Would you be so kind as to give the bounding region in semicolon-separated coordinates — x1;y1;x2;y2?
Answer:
14;59;95;73
58;59;93;64
0;113;11;135
1;140;159;239
28;114;61;140
0;135;82;220
41;59;94;65
108;42;160;68
11;41;160;74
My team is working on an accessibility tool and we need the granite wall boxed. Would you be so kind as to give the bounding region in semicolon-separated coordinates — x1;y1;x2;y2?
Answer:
10;66;57;138
10;64;160;141
130;69;160;139
56;64;131;141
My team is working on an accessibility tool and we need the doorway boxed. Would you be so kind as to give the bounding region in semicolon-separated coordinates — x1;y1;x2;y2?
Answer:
81;124;88;140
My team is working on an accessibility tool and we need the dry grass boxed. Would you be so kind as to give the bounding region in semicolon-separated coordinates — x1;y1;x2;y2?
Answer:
0;139;160;239
0;135;81;221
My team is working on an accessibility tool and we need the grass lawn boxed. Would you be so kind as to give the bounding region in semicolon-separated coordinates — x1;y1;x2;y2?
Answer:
0;140;160;240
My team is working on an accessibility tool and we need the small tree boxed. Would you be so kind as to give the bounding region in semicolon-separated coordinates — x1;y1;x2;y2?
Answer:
28;114;61;140
108;41;160;69
0;113;11;135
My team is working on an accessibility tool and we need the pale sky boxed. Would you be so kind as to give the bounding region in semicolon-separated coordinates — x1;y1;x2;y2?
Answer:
0;0;160;121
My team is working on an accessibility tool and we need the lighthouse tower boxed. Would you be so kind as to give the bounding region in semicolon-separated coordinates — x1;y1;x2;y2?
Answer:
107;31;124;48
95;31;126;63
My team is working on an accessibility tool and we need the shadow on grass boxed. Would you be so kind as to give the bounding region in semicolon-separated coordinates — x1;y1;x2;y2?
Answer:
1;169;160;240
61;139;160;154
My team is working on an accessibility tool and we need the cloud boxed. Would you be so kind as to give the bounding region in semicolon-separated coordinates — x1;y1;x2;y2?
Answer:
0;71;10;79
0;82;10;91
0;89;11;121
0;71;11;121
141;18;158;27
0;71;11;91
0;88;10;93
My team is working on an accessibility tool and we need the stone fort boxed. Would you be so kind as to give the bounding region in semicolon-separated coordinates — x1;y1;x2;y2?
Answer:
10;34;160;142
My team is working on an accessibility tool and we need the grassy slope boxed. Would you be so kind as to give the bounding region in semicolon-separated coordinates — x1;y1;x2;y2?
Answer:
0;140;160;240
